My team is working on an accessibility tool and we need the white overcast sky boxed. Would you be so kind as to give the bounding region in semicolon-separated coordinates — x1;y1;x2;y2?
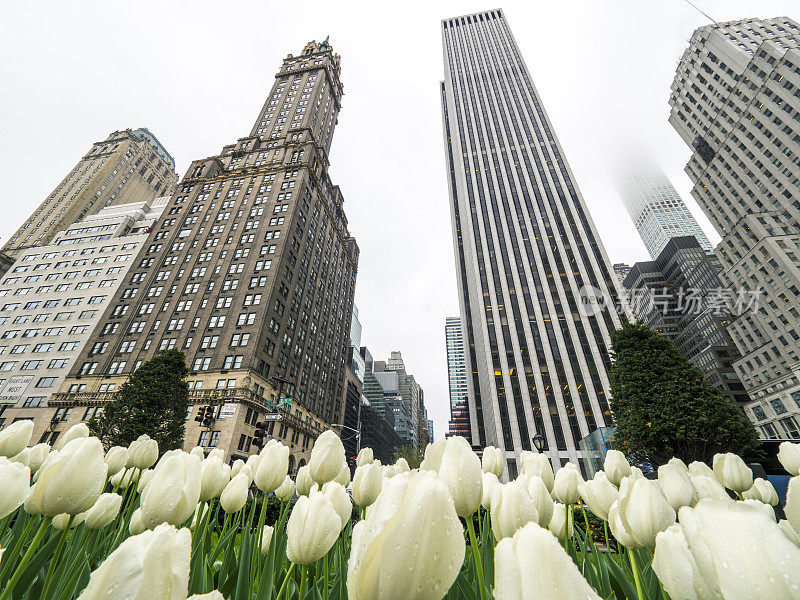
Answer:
1;1;796;439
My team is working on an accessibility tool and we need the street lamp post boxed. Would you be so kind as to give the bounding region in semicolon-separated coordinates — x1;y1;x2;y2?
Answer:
329;423;361;454
532;434;545;453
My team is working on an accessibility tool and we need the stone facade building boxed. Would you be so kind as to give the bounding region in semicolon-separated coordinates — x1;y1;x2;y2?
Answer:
3;129;177;258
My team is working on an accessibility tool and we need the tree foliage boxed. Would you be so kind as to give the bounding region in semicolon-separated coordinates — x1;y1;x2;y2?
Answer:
89;349;190;451
608;322;760;465
393;444;426;469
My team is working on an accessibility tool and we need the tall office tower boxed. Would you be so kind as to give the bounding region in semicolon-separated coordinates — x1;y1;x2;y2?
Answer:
445;316;469;410
441;10;625;474
612;263;632;286
622;236;750;406
616;158;713;259
669;17;800;440
0;198;167;440
52;40;359;468
339;305;365;468
3;129;177;258
374;351;423;448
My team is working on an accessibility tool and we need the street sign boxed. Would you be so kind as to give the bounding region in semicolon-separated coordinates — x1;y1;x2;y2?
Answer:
279;397;293;405
263;413;283;422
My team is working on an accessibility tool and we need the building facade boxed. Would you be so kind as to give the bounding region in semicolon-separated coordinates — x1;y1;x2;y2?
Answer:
622;236;750;406
613;263;632;286
0;199;167;439
48;40;359;468
441;10;625;474
372;351;423;448
445;316;468;410
3;129;177;257
669;17;800;439
616;158;714;259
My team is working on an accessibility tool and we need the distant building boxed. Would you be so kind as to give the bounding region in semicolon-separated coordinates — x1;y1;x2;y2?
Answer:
447;399;471;439
613;263;631;285
339;306;364;468
0;252;14;278
369;351;423;448
359;399;402;465
445;317;468;410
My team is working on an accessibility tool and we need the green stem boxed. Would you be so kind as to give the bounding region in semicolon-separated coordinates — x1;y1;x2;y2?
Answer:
323;553;329;600
0;516;52;600
581;506;593;548
628;549;645;600
466;517;487;600
299;565;309;600
276;562;296;600
40;514;75;599
0;515;35;582
604;520;611;553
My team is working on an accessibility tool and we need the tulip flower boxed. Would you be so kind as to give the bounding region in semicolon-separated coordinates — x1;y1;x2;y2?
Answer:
321;481;352;531
520;474;555;527
603;450;630;487
0;457;30;518
383;465;399;479
200;456;230;502
419;439;446;471
786;475;800;534
245;453;261;477
187;592;225;600
608;500;640;549
295;465;314;496
346;471;464;600
230;458;244;478
33;448;59;483
490;479;539;540
334;462;352;487
743;498;776;522
520;451;554;492
27;443;50;473
275;474;296;502
104;446;128;477
261;524;274;555
481;445;504;478
190;446;205;459
53;512;85;530
10;447;29;467
352;463;382;508
189;503;206;531
690;474;731;502
255;440;289;493
76;524;190;600
0;419;33;457
140;450;201;529
286;492;341;564
779;519;800;548
618;476;676;549
128;434;158;470
308;430;346;485
395;457;410;473
129;508;145;535
667;456;689;472
495;522;601;600
220;473;249;514
356;447;373;466
110;467;136;489
137;469;154;494
548;502;573;542
672;499;800;599
436;436;482;517
778;441;800;476
578;470;618;521
481;471;500;510
712;453;753;493
743;477;779;506
658;463;698;511
54;423;90;450
84;493;123;529
687;460;716;480
553;463;582;505
207;448;224;461
652;524;722;600
29;436;107;516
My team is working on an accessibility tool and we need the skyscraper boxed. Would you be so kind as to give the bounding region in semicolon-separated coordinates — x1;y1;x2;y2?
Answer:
51;40;359;467
616;158;713;259
441;10;625;474
445;316;468;410
669;17;800;440
3;129;177;257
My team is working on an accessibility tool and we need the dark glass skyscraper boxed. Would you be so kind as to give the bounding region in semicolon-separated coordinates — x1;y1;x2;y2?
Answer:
441;10;624;473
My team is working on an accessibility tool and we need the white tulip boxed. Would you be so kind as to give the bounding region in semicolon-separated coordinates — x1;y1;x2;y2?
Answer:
604;450;631;487
742;498;776;522
321;481;352;531
436;436;482;517
128;435;158;470
778;442;800;476
520;474;555;527
261;524;274;555
295;465;314;496
785;475;800;534
352;463;382;508
548;502;572;542
53;512;85;530
494;522;601;599
27;443;50;473
419;439;445;471
230;459;245;478
346;471;464;600
0;457;30;518
137;469;154;494
743;477;779;506
275;475;295;502
779;519;800;548
187;592;225;600
111;467;136;490
129;508;145;535
10;448;29;467
84;493;123;529
104;446;129;477
356;447;373;466
658;463;698;511
308;430;345;485
207;448;224;461
553;463;582;505
481;471;500;510
33;448;59;483
690;475;731;502
618;476;676;549
0;420;33;457
220;473;249;514
190;503;207;531
687;460;716;480
29;437;107;516
190;446;205;459
140;450;201;528
383;465;399;479
608;500;640;549
712;453;752;493
286;492;341;564
54;423;89;451
520;452;554;492
76;524;190;600
652;524;723;600
481;446;504;478
491;480;539;540
395;457;410;473
667;457;689;472
334;462;351;487
245;453;261;478
255;440;289;493
578;470;618;521
200;456;230;502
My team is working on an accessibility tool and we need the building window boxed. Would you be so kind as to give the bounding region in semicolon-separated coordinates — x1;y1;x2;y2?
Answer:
771;398;788;415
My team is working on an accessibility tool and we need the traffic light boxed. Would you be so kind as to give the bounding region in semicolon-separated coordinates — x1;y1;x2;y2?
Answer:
252;421;266;450
194;405;206;424
195;405;215;428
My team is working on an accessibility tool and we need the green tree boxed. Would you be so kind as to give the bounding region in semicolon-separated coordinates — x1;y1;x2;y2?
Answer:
89;349;190;451
609;322;759;466
393;444;426;469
